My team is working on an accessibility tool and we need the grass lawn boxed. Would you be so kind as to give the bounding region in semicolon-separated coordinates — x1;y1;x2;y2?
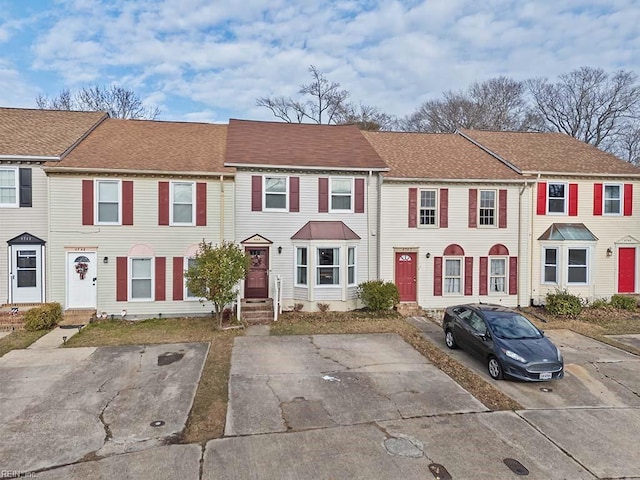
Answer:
0;329;50;357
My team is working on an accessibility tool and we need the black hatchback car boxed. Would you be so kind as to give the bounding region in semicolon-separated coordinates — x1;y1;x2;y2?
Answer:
442;304;563;381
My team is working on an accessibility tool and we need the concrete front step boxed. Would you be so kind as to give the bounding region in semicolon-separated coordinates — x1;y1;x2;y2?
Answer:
396;302;422;317
241;299;274;324
60;309;96;326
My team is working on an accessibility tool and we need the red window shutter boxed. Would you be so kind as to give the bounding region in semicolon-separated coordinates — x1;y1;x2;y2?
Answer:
155;257;166;301
593;183;603;215
196;182;207;226
468;189;477;228
116;257;127;301
569;183;578;216
509;256;518;295
173;257;184;301
537;182;547;215
355;178;365;213
440;188;448;228
464;257;473;296
158;181;169;225
479;257;488;296
624;184;633;216
499;189;507;228
434;256;443;296
82;179;94;225
318;178;328;212
290;177;299;212
251;176;262;212
122;181;134;225
408;188;417;227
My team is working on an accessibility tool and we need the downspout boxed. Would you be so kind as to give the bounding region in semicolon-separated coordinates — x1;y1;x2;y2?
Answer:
518;180;528;307
219;175;224;240
367;170;372;280
377;172;382;281
530;173;541;305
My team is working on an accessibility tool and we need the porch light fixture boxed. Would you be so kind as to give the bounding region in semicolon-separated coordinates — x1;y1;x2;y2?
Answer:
606;247;613;257
103;256;109;264
425;252;431;259
121;309;127;318
278;246;283;254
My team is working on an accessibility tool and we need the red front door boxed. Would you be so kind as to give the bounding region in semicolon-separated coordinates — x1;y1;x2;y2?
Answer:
245;247;269;298
395;252;417;302
618;247;636;293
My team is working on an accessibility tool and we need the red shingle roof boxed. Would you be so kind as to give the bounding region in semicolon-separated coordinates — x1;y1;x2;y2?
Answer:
225;119;388;170
52;118;232;174
291;221;360;240
0;107;107;158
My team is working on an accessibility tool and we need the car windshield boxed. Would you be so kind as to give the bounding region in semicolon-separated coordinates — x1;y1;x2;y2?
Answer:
485;312;542;340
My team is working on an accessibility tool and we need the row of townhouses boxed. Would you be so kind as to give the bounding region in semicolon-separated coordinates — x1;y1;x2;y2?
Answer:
2;107;639;320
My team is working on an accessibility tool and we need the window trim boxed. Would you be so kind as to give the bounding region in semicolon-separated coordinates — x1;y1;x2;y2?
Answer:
567;247;589;285
603;183;622;216
443;257;463;295
547;182;567;215
263;175;289;212
347;246;357;286
488;257;507;294
0;166;18;208
184;257;199;301
128;257;154;302
95;179;122;225
295;246;308;287
316;246;341;287
170;181;195;226
419;188;438;227
329;177;354;213
542;247;559;285
478;189;497;227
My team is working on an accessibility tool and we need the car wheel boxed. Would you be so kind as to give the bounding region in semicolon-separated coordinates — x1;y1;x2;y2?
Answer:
488;356;503;380
444;329;458;349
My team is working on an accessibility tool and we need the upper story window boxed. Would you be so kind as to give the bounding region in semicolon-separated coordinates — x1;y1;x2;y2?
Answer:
171;181;194;225
420;189;437;226
0;167;18;207
604;184;621;215
330;178;353;212
264;176;288;210
479;190;496;226
96;180;120;224
548;183;566;214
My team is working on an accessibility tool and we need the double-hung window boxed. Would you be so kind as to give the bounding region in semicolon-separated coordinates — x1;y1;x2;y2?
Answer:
604;184;621;215
295;247;308;286
264;176;287;210
171;181;194;225
130;258;153;300
347;247;356;285
96;180;120;224
317;248;340;285
489;258;506;293
548;183;566;214
0;167;18;207
543;248;558;284
479;190;496;226
330;178;353;211
567;248;588;284
185;257;198;299
419;189;436;226
444;258;462;294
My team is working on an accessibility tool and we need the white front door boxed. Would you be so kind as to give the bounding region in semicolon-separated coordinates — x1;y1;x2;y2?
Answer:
67;252;97;309
10;245;44;303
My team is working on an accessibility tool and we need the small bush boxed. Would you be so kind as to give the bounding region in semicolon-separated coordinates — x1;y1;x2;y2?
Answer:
317;303;330;313
589;298;610;309
290;303;304;312
610;294;637;311
357;280;400;312
24;303;62;331
545;289;582;316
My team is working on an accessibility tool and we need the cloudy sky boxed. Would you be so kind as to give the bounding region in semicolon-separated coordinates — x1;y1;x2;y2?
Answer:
1;0;639;123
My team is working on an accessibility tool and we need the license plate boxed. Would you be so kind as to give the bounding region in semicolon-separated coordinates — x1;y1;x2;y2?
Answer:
539;372;552;380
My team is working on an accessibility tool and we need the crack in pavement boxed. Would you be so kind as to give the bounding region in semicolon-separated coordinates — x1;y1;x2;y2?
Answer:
98;391;120;444
591;361;640;399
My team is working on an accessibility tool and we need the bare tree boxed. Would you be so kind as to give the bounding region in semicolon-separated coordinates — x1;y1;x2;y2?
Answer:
527;67;640;147
401;77;540;133
257;65;394;129
36;84;160;120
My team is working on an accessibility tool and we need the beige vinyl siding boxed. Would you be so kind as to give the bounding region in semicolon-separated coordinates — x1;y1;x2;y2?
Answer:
235;170;380;311
530;178;640;304
379;182;524;310
47;174;234;318
0;164;49;304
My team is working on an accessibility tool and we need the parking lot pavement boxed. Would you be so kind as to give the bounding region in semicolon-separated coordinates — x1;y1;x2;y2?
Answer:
225;333;487;436
204;411;594;480
408;317;640;409
0;343;208;473
605;333;640;351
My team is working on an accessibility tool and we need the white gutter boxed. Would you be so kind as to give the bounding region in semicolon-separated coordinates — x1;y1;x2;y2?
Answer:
42;166;234;177
220;175;225;240
523;171;640;178
367;170;371;281
0;155;60;161
384;177;527;184
224;162;389;172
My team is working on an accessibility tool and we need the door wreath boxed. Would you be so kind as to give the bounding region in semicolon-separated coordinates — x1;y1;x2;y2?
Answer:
75;262;89;280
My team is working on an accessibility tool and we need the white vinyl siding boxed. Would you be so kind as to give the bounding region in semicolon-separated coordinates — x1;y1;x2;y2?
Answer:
0;167;18;207
96;180;120;224
171;181;194;225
